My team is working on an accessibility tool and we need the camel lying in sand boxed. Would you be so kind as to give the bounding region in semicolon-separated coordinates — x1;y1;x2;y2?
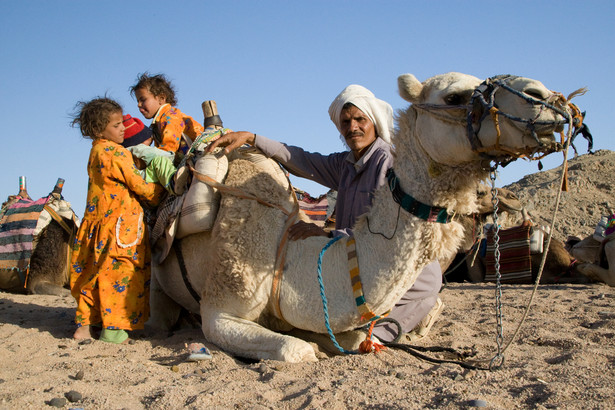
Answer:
445;186;587;284
150;72;575;362
569;232;615;286
0;188;79;296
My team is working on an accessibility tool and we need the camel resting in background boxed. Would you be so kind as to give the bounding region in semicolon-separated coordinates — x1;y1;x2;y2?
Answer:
0;184;79;296
150;72;575;362
444;186;588;284
568;230;615;286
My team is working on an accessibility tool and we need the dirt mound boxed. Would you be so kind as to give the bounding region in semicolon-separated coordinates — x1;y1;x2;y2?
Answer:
504;149;614;242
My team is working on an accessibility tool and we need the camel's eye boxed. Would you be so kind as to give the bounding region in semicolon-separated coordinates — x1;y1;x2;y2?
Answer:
444;94;462;105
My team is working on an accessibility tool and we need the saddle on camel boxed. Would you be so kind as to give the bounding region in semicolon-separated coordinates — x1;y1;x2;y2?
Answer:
148;100;329;264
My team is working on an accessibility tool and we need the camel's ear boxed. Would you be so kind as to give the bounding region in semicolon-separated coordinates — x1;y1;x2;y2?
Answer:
398;74;423;103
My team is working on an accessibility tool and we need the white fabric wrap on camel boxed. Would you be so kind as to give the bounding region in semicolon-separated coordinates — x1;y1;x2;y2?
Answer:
328;84;394;145
176;152;229;239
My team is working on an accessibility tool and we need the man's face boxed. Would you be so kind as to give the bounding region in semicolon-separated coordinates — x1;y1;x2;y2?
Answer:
340;105;377;160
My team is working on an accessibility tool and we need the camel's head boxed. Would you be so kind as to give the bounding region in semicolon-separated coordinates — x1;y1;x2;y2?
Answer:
397;72;569;166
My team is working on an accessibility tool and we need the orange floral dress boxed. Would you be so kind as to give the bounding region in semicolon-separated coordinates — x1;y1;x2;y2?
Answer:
151;103;204;155
70;139;164;331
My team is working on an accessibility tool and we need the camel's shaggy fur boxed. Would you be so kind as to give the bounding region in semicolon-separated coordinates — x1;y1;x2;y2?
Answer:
26;216;77;295
151;72;570;362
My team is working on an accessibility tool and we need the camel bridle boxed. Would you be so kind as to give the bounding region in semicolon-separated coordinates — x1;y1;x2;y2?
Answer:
411;74;578;166
466;75;572;164
396;76;584;369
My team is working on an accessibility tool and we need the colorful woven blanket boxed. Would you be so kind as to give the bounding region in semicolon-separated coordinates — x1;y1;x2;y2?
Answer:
0;197;48;273
484;222;532;283
296;191;329;227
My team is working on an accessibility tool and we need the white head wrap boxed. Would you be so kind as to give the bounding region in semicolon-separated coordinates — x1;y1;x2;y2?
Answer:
328;84;394;145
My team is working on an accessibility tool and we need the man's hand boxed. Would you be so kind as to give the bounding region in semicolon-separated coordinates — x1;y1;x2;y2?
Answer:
205;131;255;155
288;220;329;241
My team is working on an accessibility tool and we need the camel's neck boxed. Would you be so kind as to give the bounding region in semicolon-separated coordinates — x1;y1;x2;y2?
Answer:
340;114;487;319
392;115;486;216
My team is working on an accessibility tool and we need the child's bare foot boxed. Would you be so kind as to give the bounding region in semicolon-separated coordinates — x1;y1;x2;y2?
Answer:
73;325;93;340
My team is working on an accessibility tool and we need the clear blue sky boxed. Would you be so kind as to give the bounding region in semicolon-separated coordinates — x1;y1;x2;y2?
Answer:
1;1;613;217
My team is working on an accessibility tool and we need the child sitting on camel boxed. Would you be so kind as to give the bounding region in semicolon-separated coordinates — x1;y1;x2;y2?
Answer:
130;72;203;160
121;113;184;195
127;73;205;195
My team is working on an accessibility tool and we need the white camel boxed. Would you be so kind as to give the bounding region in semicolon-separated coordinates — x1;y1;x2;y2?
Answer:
150;72;572;362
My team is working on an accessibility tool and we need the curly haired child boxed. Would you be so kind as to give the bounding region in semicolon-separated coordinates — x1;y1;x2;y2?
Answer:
70;97;164;343
130;72;204;159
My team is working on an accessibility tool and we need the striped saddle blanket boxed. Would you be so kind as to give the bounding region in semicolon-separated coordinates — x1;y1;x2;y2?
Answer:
0;197;49;274
296;191;329;227
483;222;533;284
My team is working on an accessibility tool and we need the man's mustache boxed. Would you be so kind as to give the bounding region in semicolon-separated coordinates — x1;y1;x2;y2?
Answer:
345;131;364;138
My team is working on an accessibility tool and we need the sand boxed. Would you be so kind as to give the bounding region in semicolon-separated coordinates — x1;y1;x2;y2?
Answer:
1;150;614;409
1;283;614;409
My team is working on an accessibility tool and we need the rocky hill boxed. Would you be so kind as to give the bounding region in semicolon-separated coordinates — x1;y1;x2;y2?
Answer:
504;149;614;242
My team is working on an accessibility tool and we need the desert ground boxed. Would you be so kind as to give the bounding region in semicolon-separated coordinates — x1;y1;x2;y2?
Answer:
1;150;613;409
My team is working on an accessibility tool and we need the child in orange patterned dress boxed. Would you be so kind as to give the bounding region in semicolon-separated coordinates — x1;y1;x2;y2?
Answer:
69;97;165;343
130;72;204;161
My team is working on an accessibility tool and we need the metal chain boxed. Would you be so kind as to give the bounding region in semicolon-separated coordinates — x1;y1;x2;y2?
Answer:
489;167;505;370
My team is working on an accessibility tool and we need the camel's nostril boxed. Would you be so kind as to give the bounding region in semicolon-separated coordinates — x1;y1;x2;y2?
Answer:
524;88;548;100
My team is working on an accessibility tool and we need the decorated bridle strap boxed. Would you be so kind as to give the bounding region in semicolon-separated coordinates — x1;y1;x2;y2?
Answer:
466;75;573;163
346;236;389;323
315;235;388;355
386;169;451;223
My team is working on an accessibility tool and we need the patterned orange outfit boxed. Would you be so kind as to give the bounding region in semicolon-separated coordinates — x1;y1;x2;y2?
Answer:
70;139;164;331
151;103;204;155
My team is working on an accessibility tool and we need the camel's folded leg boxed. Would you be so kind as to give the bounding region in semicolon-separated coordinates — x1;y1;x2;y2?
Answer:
576;241;615;287
147;270;183;331
576;263;615;286
200;304;318;363
287;328;368;356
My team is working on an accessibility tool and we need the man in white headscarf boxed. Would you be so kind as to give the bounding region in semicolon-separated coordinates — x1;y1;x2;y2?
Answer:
207;84;442;342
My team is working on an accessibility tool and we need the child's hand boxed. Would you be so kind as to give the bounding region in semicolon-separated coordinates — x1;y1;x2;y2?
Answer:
133;156;146;170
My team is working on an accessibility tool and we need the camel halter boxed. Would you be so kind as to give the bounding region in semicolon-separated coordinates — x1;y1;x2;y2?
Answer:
401;76;587;370
467;74;573;165
412;74;584;166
